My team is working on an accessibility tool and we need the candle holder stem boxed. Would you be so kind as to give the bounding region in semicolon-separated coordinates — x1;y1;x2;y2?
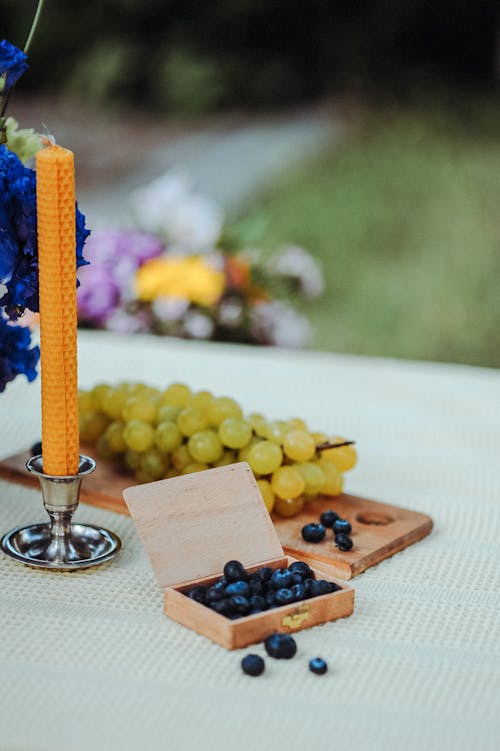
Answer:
0;455;121;571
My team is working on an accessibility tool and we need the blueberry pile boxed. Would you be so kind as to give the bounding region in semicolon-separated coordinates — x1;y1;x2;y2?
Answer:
240;633;328;677
301;509;354;551
185;559;341;619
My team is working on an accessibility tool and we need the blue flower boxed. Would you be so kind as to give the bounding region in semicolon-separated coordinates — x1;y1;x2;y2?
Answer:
0;315;39;392
0;145;90;319
0;40;28;89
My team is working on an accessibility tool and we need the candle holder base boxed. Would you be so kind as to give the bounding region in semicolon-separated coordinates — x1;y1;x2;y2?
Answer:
0;522;121;571
0;454;121;571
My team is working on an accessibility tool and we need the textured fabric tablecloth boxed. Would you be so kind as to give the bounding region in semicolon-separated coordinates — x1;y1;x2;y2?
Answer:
1;331;499;751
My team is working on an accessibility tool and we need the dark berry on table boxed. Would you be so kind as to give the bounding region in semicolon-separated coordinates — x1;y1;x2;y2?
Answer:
264;633;297;659
257;566;274;581
275;588;295;607
330;581;341;592
224;560;248;582
311;579;334;597
288;561;313;580
335;532;353;551
225;580;250;598
187;585;206;604
209;599;230;615
320;510;339;528
290;583;307;602
309;657;328;675
333;519;352;535
215;575;228;587
301;523;326;543
290;572;303;586
248;578;264;596
249;595;267;612
30;440;42;457
271;568;295;590
241;654;265;676
265;591;276;608
227;595;250;616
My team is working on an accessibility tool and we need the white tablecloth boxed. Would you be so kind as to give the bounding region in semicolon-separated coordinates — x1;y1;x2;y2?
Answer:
1;331;499;751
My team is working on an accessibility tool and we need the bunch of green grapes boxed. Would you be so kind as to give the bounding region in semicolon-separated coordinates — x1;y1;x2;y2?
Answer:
79;381;357;517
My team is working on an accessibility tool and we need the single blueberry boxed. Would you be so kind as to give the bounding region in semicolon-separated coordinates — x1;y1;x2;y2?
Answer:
224;560;248;582
187;585;206;604
249;595;267;611
309;657;328;675
275;588;294;606
301;523;326;543
264;633;297;659
265;591;276;608
225;580;250;598
257;566;274;581
241;654;265;676
303;578;315;596
320;510;339;527
333;519;352;535
209;598;230;615
288;561;313;580
290;572;303;586
311;579;333;597
227;595;250;616
335;532;353;551
270;568;295;590
248;578;264;596
206;583;227;603
290;583;307;602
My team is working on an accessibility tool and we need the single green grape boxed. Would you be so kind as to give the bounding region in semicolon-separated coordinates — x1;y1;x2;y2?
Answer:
257;479;275;513
79;412;110;444
317;457;344;496
155;404;182;425
271;465;305;499
187;390;214;410
213;450;237;467
78;390;96;416
294;461;325;495
101;384;132;420
287;417;308;432
177;407;209;437
123;420;155;452
248;413;268;437
104;420;128;453
155;420;183;453
274;495;304;517
182;462;209;474
247;440;283;475
218;417;252;449
139;448;170;480
311;431;328;444
171;444;192;470
96;434;114;460
161;383;192;407
206;396;243;426
321;436;357;472
283;429;316;462
264;420;287;444
188;430;223;464
238;436;261;463
90;384;112;411
122;395;157;424
124;450;142;471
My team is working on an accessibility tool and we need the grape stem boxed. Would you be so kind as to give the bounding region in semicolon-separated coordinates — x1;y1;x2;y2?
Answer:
316;440;355;451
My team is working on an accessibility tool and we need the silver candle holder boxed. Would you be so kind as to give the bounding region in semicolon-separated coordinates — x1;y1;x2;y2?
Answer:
1;454;121;571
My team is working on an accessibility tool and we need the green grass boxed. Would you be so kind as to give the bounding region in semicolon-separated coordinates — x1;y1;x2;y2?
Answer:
228;104;500;367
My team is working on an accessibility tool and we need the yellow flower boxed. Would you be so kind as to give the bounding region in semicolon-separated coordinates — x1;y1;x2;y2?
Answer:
135;256;225;307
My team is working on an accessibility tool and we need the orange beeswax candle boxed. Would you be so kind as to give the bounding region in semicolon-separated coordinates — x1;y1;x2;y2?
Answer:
36;144;79;476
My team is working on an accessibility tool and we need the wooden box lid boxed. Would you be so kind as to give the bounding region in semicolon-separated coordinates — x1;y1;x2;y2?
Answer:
123;462;284;590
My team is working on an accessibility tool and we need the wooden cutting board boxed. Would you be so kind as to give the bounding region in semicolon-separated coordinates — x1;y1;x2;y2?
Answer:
0;448;432;579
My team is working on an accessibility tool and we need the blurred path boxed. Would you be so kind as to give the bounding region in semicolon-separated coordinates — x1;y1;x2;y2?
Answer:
15;98;342;221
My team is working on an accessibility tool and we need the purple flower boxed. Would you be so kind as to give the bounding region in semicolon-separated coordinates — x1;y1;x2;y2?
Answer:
83;230;164;269
77;266;121;324
0;145;90;319
0;40;28;89
0;314;39;391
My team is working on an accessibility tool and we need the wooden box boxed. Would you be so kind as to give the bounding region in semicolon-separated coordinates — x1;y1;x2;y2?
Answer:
123;462;354;650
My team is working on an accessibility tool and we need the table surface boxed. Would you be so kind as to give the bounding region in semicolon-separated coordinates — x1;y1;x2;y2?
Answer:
1;330;499;751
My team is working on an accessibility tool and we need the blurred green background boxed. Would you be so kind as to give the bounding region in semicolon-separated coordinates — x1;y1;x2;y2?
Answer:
3;1;500;366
